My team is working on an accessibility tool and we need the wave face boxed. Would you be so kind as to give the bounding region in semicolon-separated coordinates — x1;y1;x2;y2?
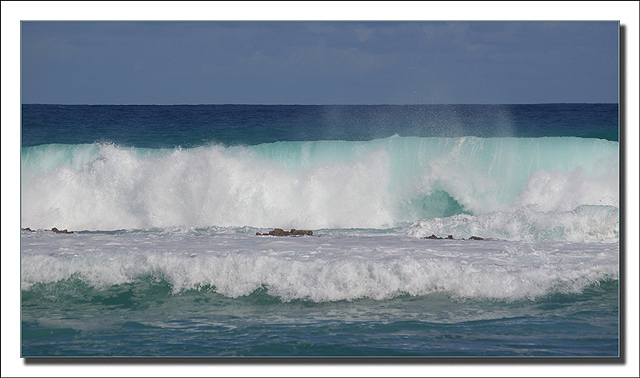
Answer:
21;136;618;237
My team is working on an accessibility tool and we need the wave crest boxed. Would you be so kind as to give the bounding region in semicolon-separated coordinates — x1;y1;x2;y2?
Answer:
21;136;618;232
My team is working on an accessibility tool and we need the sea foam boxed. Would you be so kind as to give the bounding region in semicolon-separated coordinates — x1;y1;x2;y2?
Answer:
21;231;618;302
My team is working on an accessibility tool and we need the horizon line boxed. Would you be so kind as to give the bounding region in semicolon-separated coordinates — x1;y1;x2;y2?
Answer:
22;102;620;106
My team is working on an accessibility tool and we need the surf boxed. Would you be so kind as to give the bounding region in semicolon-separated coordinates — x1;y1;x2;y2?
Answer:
21;135;618;234
21;230;619;302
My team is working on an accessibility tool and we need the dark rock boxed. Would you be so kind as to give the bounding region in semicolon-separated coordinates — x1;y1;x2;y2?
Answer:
422;233;486;240
22;227;35;232
290;229;313;236
270;228;289;236
422;234;485;240
257;228;313;236
51;227;74;234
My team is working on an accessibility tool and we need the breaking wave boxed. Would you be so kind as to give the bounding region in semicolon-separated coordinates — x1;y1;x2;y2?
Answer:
21;135;618;240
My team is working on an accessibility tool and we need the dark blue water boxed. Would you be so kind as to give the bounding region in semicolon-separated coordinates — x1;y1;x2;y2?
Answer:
21;103;619;148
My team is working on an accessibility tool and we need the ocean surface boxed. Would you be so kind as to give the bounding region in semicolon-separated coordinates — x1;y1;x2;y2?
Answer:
20;104;620;358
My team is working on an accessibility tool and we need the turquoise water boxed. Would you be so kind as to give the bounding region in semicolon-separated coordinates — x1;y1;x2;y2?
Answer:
22;277;618;357
21;104;619;357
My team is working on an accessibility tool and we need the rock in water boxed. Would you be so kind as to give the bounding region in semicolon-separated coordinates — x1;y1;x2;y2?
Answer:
290;229;313;236
423;234;485;240
51;227;74;234
257;228;313;236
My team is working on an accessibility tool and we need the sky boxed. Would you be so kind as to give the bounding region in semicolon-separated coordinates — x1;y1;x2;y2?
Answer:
20;20;619;105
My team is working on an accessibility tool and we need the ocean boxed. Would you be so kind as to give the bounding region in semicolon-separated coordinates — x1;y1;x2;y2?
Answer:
20;104;620;358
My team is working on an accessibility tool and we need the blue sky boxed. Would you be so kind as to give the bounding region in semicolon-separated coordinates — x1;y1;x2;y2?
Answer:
21;21;618;105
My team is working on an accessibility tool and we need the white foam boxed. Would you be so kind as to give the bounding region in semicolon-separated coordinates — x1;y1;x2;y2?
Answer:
21;230;619;302
20;137;619;232
406;205;619;243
